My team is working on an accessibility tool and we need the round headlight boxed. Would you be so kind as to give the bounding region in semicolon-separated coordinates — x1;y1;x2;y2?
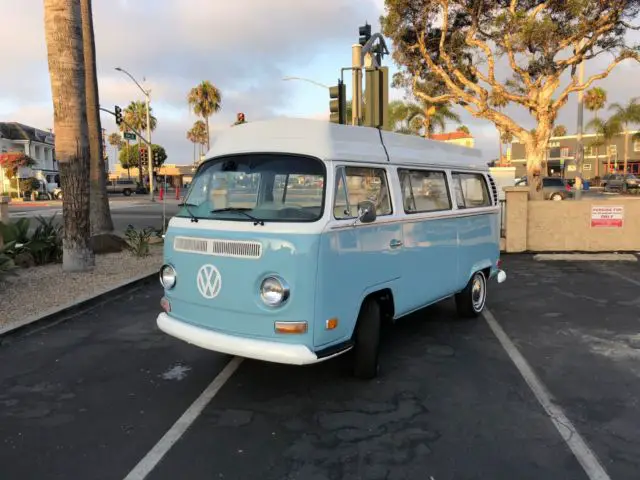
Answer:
160;264;177;289
260;276;290;307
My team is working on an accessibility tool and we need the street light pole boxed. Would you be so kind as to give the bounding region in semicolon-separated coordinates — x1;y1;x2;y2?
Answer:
115;66;154;201
282;76;330;90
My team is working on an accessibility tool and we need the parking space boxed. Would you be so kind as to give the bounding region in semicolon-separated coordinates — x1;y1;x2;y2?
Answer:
1;255;639;479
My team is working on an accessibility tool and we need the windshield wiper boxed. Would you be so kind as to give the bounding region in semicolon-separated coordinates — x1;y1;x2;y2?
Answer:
177;202;199;223
211;207;265;226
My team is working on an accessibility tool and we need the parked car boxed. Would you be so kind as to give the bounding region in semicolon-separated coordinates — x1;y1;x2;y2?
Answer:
106;179;137;196
601;173;638;191
514;176;573;200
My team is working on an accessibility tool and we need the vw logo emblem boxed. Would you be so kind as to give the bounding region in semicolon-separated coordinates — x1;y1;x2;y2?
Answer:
196;264;222;299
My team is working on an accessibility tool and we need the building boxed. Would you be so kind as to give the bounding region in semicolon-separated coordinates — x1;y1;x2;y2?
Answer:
0;122;59;194
430;131;475;148
110;163;196;188
509;131;640;179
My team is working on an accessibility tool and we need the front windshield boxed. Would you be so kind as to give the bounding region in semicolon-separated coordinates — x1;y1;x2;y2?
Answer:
177;153;326;223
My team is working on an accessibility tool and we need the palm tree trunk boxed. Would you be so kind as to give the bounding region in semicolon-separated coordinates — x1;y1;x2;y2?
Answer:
192;141;195;163
205;117;210;151
44;0;94;272
81;0;113;235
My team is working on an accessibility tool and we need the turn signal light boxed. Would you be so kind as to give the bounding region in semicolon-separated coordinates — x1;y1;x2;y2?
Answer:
275;321;307;334
325;318;338;330
160;296;171;313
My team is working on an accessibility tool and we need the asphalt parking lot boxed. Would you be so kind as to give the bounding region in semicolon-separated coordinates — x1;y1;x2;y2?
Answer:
1;255;639;480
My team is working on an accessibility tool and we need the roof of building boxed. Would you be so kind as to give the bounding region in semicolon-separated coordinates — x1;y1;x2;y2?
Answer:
430;131;473;141
204;117;486;170
0;122;54;144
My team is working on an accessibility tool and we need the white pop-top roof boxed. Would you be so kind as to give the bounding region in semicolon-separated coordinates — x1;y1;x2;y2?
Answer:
205;117;487;171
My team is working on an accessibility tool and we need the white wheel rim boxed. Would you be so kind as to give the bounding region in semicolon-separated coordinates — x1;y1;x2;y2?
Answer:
471;273;486;312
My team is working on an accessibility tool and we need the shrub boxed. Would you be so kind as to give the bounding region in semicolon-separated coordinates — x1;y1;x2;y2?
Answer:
124;225;155;257
0;215;63;266
0;251;17;280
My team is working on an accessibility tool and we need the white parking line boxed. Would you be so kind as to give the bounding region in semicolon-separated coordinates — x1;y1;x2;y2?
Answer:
122;356;243;480
483;308;611;480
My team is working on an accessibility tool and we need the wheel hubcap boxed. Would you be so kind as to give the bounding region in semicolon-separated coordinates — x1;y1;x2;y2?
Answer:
471;274;485;311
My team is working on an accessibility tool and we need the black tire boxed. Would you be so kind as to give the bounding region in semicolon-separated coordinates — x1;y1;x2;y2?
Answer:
352;298;381;380
455;270;487;319
550;193;563;201
123;189;132;196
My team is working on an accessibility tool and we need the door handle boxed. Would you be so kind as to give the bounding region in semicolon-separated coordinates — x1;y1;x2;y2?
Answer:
389;239;403;248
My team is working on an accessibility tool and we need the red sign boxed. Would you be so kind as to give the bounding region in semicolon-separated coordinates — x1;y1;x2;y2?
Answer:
591;206;623;228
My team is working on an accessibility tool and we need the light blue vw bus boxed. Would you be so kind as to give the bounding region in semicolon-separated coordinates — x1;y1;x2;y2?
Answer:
157;118;506;379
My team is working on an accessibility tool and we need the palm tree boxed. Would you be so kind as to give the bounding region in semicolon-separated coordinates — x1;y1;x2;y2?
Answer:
584;87;607;177
122;100;157;184
193;120;207;157
187;81;222;151
587;116;623;176
186;129;197;164
108;132;126;178
406;102;461;138
552;125;567;137
80;0;113;234
609;97;640;179
457;125;470;134
44;0;93;271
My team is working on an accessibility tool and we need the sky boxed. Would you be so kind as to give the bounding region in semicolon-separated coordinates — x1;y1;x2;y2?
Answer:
1;0;639;169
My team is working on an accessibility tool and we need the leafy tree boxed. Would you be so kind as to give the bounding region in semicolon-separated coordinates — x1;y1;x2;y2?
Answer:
381;0;640;199
44;0;93;271
552;125;568;137
119;143;167;172
457;125;470;134
188;80;222;151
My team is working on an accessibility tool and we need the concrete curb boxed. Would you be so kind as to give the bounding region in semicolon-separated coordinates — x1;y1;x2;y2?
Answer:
0;271;159;340
534;253;638;262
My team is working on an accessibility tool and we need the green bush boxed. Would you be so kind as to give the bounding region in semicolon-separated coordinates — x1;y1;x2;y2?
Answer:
124;225;155;257
0;251;17;280
0;215;63;267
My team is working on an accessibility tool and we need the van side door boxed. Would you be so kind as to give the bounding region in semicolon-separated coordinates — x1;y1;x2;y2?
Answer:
315;164;403;348
397;167;458;308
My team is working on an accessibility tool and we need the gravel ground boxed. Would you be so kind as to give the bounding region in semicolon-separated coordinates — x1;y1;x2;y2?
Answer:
0;246;163;330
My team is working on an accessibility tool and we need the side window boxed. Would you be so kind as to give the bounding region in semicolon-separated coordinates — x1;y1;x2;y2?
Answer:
452;172;491;208
333;166;392;219
398;169;451;213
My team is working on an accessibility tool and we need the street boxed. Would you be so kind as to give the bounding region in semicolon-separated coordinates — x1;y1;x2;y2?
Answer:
1;255;639;479
6;196;180;233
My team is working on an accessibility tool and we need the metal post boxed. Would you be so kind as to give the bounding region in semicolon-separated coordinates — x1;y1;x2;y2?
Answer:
352;44;363;126
145;93;154;201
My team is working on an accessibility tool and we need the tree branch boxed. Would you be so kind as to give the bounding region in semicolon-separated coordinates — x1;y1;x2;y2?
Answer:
553;53;639;111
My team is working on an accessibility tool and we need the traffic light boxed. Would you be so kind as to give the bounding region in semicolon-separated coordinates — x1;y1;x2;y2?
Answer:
329;80;346;124
364;67;389;130
153;149;160;165
359;23;371;47
237;112;245;123
139;146;148;166
115;105;123;126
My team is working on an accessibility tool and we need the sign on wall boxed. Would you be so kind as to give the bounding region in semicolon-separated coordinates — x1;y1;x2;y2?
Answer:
591;205;623;228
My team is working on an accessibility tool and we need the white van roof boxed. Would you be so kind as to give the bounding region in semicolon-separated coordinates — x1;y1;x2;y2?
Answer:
205;117;487;171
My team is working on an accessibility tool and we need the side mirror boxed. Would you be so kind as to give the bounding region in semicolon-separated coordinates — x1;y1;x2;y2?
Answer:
357;200;376;224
